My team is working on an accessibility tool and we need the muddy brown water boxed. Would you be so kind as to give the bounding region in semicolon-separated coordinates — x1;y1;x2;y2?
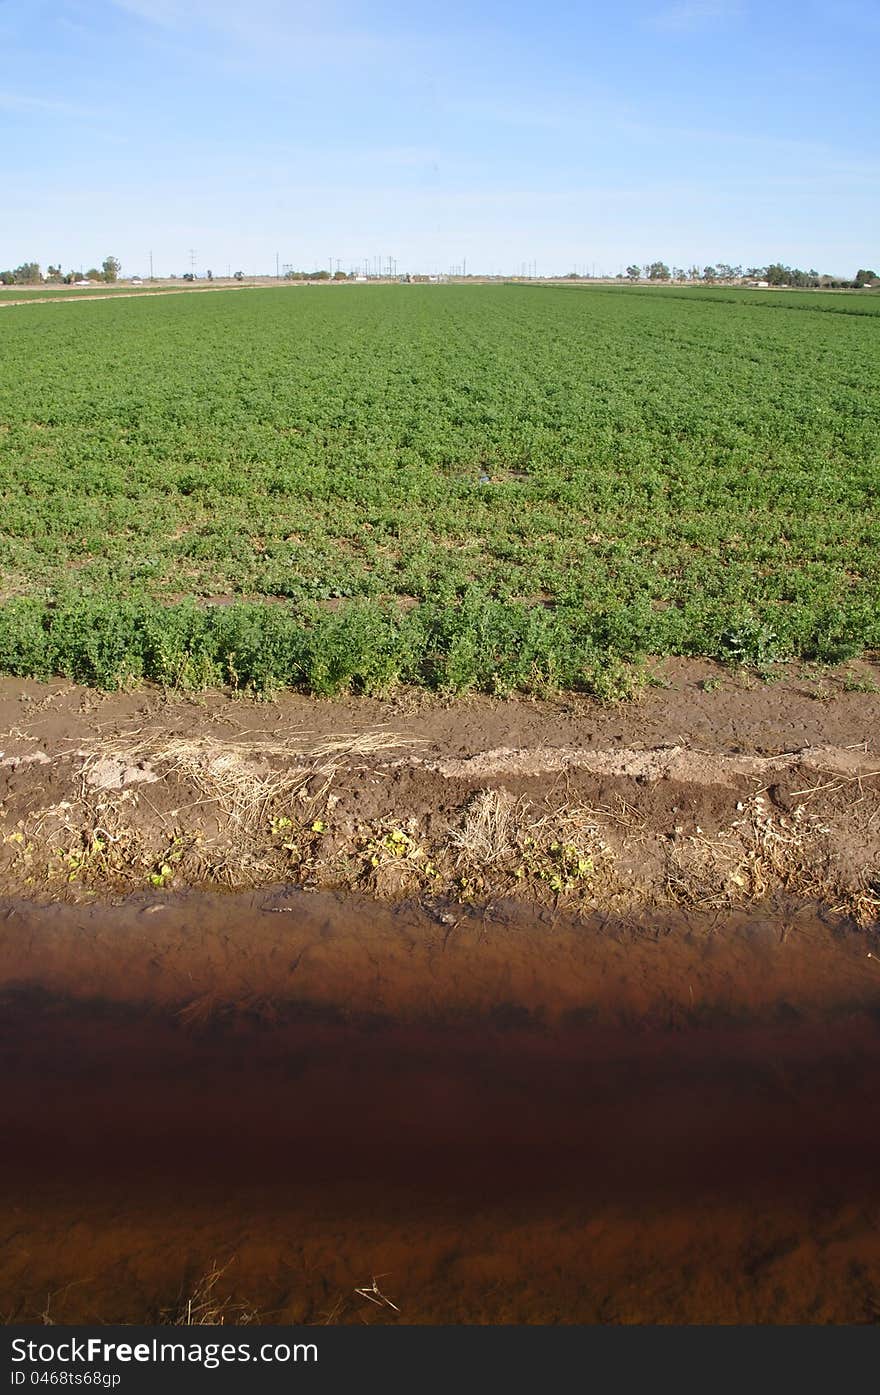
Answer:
2;890;880;1324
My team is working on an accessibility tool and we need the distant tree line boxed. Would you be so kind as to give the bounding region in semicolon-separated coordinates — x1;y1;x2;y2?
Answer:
619;261;877;289
283;268;349;281
2;257;877;291
0;257;122;286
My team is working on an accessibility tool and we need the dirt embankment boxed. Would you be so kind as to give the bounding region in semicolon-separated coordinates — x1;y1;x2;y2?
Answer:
1;661;878;924
0;279;359;309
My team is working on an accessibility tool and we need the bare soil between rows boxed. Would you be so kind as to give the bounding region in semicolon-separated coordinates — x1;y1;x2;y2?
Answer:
2;666;880;1324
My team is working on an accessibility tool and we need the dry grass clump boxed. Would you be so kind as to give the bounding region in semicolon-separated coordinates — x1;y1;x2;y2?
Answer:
665;794;842;912
448;788;616;903
165;1261;259;1326
450;787;520;865
87;729;423;827
834;882;880;929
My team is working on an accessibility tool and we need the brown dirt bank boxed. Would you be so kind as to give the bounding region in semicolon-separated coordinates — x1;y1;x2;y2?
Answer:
0;279;368;310
8;1186;880;1325
1;662;878;923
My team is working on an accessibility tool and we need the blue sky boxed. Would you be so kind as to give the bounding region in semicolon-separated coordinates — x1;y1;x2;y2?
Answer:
1;0;877;277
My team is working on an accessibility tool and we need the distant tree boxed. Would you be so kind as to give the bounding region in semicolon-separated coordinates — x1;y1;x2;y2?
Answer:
701;265;717;283
46;265;63;281
854;268;878;287
0;270;14;285
206;269;213;280
625;264;641;281
791;268;819;288
764;263;816;288
332;269;348;280
233;271;244;280
746;266;766;279
687;265;701;281
85;268;103;282
765;263;790;286
102;255;121;282
13;262;41;283
672;267;686;282
647;261;671;280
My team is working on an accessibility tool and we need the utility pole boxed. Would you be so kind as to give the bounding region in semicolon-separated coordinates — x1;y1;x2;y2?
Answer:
188;248;197;278
149;249;154;281
276;252;280;279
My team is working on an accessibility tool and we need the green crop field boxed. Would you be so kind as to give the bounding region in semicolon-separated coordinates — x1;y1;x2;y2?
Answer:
0;284;878;694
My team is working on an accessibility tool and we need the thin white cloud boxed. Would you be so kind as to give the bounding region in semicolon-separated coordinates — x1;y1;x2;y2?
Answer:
616;113;880;180
109;0;208;26
445;93;635;136
109;0;393;51
0;89;102;117
650;1;743;32
105;0;432;88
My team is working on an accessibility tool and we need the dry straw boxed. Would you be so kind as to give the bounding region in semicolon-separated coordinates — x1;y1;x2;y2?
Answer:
82;728;425;827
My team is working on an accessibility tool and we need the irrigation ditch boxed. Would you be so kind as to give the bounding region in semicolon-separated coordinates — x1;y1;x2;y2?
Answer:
1;664;879;1323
